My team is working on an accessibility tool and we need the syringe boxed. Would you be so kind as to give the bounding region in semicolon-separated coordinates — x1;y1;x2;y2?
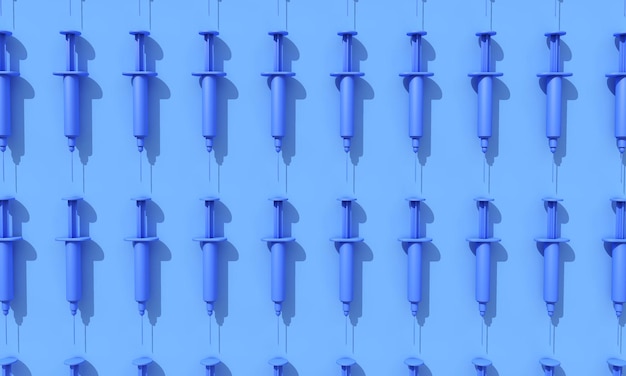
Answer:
269;357;288;376
55;197;89;317
404;357;423;376
331;32;364;154
201;357;220;376
466;198;500;317
337;357;356;376
472;358;491;376
261;31;295;155
468;32;502;153
0;357;16;376
124;197;158;318
535;198;569;317
193;197;226;316
537;32;572;153
192;31;226;154
262;197;294;317
607;33;626;154
64;357;85;376
609;358;626;376
133;357;152;376
398;197;431;316
330;198;363;317
123;31;157;180
400;31;433;154
0;31;18;180
53;31;88;181
0;197;20;319
540;358;560;376
604;198;626;317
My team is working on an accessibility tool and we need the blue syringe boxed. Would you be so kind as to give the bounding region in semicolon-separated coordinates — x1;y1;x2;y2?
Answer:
0;196;20;321
604;198;626;317
398;197;432;317
535;198;569;317
192;31;226;154
262;197;294;317
331;32;364;155
262;31;295;154
400;31;433;154
607;33;626;154
124;197;158;346
193;197;226;316
123;31;157;180
330;198;363;317
468;32;502;153
466;198;500;317
53;31;88;180
537;32;572;154
0;31;18;180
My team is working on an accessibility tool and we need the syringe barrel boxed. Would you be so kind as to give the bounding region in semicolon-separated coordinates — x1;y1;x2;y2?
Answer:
201;75;218;139
545;76;562;139
134;242;150;307
132;75;149;138
339;76;355;138
0;76;11;145
271;76;286;139
271;243;286;307
407;243;422;306
543;243;559;306
202;242;218;307
477;76;493;139
613;243;626;305
66;242;82;309
0;242;13;304
63;75;80;138
408;76;424;140
475;243;490;306
615;77;626;143
339;243;354;308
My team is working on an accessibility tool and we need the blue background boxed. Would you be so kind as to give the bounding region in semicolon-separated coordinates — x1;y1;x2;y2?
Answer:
0;0;624;374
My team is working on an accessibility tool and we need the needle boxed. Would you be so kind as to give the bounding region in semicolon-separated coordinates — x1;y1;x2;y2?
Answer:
139;152;142;182
71;152;74;182
345;153;349;183
2;152;4;183
345;316;348;345
277;315;279;345
277;152;280;182
209;317;212;345
4;315;6;345
73;315;76;345
141;315;143;345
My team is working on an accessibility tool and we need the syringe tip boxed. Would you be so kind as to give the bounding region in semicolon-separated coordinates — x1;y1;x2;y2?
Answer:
343;302;350;317
138;302;146;316
70;302;78;316
207;302;214;316
274;138;282;153
68;138;76;152
549;138;557;153
479;302;486;317
343;138;351;153
412;138;420;153
274;303;282;316
620;148;625;154
206;138;213;153
1;302;8;316
480;138;488;153
616;303;624;318
137;138;145;152
546;302;555;317
411;303;418;317
618;139;626;154
0;138;6;152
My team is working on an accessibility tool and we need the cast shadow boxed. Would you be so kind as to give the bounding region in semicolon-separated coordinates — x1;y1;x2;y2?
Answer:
479;202;507;326
11;359;31;376
206;36;237;166
350;363;366;376
280;200;305;327
75;36;102;167
401;37;441;166
418;364;433;376
283;362;299;376
487;363;500;376
280;37;306;167
10;199;35;327
538;40;576;166
534;202;573;327
77;199;104;327
144;200;171;327
143;37;169;167
469;39;508;165
555;364;566;376
147;359;165;376
6;35;32;174
211;200;237;326
79;359;99;376
215;361;232;376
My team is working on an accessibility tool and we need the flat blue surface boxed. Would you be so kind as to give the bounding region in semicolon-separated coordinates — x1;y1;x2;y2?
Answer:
0;0;625;375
